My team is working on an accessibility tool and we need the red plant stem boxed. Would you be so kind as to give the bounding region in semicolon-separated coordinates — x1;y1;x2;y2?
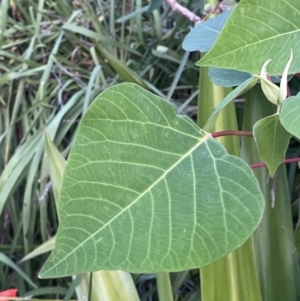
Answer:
210;131;300;168
210;131;300;169
250;158;300;169
211;130;253;138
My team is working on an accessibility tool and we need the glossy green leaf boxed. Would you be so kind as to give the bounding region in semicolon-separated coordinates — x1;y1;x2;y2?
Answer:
253;114;290;176
40;83;264;278
279;94;300;139
198;0;300;76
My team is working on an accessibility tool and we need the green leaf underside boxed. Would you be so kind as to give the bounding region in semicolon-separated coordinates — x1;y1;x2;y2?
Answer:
40;83;264;278
253;114;290;176
182;10;231;52
198;0;300;76
280;95;300;139
208;67;251;87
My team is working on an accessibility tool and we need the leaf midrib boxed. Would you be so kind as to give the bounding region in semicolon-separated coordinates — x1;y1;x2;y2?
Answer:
42;133;211;275
203;29;300;63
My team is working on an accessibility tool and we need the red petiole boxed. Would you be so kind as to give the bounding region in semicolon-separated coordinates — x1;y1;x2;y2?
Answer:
211;130;300;169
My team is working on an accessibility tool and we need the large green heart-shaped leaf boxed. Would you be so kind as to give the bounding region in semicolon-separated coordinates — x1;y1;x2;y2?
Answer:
40;83;264;278
198;0;300;76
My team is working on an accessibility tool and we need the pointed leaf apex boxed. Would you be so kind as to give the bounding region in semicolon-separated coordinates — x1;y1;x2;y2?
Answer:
260;59;272;79
279;50;293;103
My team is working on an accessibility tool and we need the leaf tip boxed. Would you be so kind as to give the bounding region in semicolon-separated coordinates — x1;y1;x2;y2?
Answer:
279;50;294;103
38;260;57;279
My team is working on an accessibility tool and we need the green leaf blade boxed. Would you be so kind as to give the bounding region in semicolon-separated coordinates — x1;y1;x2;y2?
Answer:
253;114;290;176
279;95;300;139
197;0;300;75
40;83;264;278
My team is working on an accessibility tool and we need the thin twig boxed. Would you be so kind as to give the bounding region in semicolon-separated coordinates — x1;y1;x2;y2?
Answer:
250;157;300;169
211;130;253;138
164;0;201;23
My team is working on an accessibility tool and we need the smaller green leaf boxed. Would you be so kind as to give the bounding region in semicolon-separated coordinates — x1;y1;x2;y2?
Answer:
253;114;290;176
204;76;258;131
295;224;300;252
182;11;231;52
279;95;300;139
